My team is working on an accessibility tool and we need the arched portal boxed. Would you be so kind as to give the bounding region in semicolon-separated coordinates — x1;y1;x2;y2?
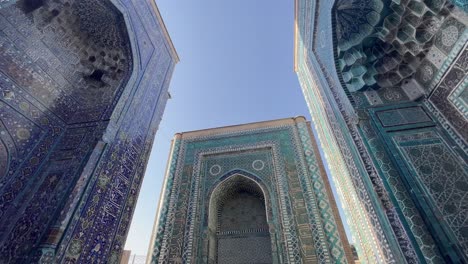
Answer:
0;0;134;261
208;174;273;263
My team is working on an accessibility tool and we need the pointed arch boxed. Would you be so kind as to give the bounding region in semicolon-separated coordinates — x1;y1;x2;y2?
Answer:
207;171;273;263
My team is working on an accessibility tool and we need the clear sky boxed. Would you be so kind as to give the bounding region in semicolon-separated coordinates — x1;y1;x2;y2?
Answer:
125;0;330;255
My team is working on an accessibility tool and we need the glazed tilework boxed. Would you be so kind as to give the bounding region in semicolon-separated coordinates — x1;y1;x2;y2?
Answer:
0;0;177;263
367;104;468;262
360;119;444;264
211;174;272;263
0;1;132;123
295;0;468;263
393;130;468;257
375;107;432;128
429;45;468;142
448;76;468;118
296;60;388;262
296;59;397;263
217;236;272;263
149;119;353;264
296;1;406;262
333;0;467;99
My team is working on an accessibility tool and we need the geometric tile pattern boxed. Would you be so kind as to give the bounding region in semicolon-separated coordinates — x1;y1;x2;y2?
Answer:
360;120;444;264
148;118;354;264
294;0;468;263
296;122;348;263
429;45;468;142
0;0;178;263
375;107;432;128
448;75;468;119
295;0;406;262
395;130;468;258
215;176;272;263
218;236;273;263
334;0;467;100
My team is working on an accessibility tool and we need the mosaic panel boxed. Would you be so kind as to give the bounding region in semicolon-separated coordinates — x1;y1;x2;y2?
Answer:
448;76;468;118
60;51;174;263
0;0;132;123
147;138;182;262
214;176;272;263
394;130;468;257
295;0;468;262
218;188;268;232
0;0;177;262
296;25;395;263
333;0;467;97
434;17;466;55
375;107;432;128
298;16;413;263
184;140;301;264
428;45;468;142
0;123;105;262
360;119;444;263
296;122;348;263
150;120;353;264
217;236;272;264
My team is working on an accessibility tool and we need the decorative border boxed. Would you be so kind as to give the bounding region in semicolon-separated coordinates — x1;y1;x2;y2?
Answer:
295;1;420;261
296;122;347;262
447;76;468;119
179;138;300;263
148;138;181;262
151;122;351;263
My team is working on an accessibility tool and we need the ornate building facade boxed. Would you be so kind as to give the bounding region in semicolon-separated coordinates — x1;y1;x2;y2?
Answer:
295;0;467;263
0;0;178;262
148;117;354;264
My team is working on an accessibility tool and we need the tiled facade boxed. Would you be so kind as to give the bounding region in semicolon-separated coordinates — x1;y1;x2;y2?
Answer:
295;0;467;263
148;117;354;264
0;0;178;262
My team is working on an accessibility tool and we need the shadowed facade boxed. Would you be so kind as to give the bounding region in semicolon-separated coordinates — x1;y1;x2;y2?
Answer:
0;0;178;262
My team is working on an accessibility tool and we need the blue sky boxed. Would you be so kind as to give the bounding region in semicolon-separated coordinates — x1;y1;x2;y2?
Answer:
125;0;321;255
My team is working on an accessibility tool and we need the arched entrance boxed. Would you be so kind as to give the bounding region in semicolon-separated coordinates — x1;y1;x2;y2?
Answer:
0;0;134;261
208;174;273;263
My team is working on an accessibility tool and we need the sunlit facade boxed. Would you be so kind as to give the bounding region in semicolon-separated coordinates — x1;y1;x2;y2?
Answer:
295;0;468;263
148;117;354;263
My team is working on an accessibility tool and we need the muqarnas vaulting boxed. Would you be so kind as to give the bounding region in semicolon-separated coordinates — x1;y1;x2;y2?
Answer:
295;0;468;263
0;0;178;262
